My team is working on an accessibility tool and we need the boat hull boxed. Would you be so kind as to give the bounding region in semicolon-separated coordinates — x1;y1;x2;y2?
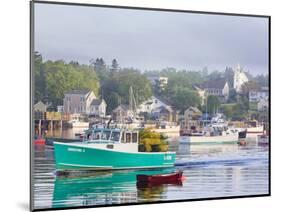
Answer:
54;142;176;171
34;138;45;145
152;126;180;133
71;122;89;128
179;134;238;144
137;171;183;183
246;126;264;138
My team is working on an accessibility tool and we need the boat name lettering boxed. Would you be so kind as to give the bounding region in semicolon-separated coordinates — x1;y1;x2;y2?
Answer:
164;155;172;160
67;147;85;152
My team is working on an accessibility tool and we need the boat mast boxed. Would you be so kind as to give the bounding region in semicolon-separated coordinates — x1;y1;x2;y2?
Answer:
117;96;123;127
129;86;137;117
205;93;208;127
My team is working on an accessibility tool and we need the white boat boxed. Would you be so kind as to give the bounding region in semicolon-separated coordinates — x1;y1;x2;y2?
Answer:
236;125;264;138
246;125;264;137
257;134;269;145
179;123;239;144
68;120;89;128
152;122;180;136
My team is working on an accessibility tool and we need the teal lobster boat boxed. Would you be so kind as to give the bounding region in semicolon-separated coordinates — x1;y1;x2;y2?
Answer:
54;128;176;171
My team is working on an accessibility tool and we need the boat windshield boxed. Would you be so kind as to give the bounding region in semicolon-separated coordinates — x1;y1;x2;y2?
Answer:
93;130;101;140
88;129;121;142
101;130;111;140
110;131;120;142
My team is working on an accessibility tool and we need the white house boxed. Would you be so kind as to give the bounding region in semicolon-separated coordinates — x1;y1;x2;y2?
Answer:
137;96;170;114
147;76;168;86
249;87;269;111
257;98;268;111
34;101;47;112
183;107;202;129
233;64;249;92
57;105;64;113
195;78;229;103
249;88;269;102
90;99;107;117
193;85;206;105
147;76;168;92
63;89;96;114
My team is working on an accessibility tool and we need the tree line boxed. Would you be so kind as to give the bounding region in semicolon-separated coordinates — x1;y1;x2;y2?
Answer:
34;52;268;119
34;53;152;113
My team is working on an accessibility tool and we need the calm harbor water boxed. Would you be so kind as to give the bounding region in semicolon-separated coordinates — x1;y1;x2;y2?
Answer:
33;129;269;210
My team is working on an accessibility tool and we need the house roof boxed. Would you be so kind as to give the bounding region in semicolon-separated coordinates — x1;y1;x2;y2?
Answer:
157;105;174;113
65;89;91;95
153;95;171;106
34;101;47;111
113;104;130;112
34;101;46;107
90;99;103;106
199;78;228;90
185;106;202;114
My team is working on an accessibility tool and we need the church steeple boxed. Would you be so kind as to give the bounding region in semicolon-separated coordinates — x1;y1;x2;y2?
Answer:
233;63;249;93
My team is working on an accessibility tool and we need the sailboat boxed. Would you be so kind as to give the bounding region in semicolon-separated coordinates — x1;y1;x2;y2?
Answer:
122;86;143;129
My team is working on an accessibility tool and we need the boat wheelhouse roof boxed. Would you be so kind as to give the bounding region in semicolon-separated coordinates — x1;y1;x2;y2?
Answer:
83;127;139;144
86;127;138;133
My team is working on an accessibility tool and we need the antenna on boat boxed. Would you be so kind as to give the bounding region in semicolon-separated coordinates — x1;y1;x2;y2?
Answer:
107;118;112;128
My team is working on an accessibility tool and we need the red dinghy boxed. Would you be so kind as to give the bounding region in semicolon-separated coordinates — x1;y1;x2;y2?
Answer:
34;137;46;145
137;171;183;183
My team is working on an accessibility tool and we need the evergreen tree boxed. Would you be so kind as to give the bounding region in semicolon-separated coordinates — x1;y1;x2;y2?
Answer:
110;59;119;72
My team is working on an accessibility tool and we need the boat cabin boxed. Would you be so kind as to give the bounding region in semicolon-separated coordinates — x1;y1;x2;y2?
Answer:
84;128;139;144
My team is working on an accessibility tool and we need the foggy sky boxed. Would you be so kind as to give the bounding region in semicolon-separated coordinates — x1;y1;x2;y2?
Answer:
34;3;269;75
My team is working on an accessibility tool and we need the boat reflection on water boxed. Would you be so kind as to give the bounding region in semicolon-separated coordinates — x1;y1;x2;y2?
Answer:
137;180;183;202
52;168;183;208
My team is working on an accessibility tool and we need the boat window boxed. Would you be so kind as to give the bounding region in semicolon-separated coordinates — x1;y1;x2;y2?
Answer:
101;130;111;140
132;132;138;143
121;132;125;143
93;130;101;140
126;133;131;143
110;131;120;142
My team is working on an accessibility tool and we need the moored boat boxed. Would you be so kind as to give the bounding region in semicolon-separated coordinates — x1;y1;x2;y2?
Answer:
238;129;247;139
239;120;264;138
34;137;45;145
246;125;264;137
152;125;180;135
137;171;183;183
257;134;269;146
68;120;89;128
54;127;176;171
179;123;239;144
